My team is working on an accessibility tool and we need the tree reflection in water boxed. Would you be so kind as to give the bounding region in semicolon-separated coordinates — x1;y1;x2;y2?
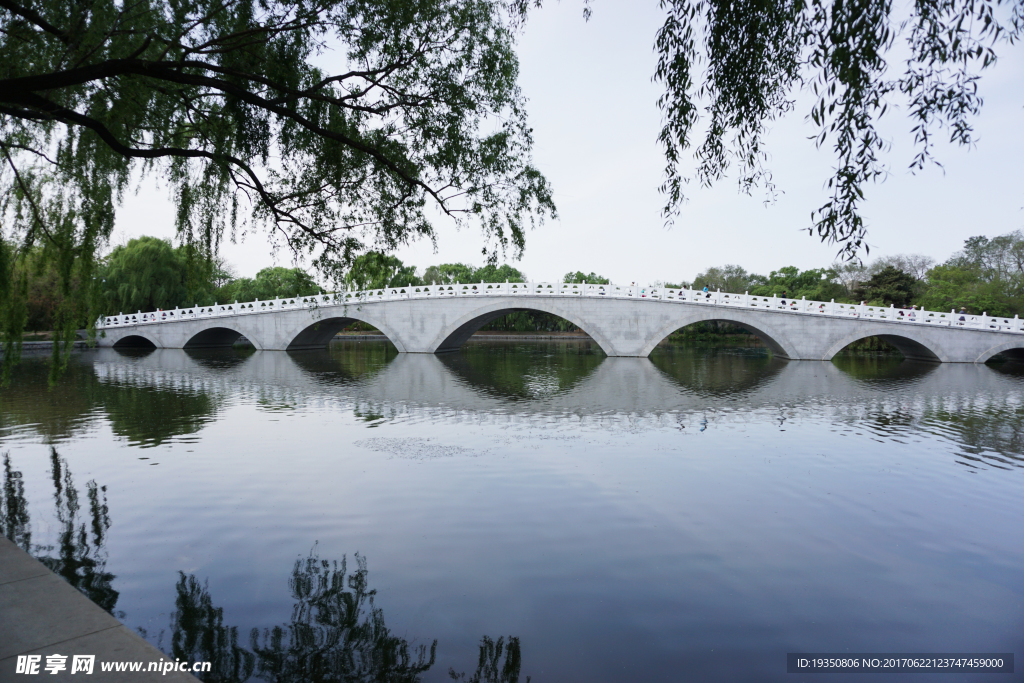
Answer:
172;546;527;683
1;453;31;549
449;636;529;683
0;353;221;447
2;451;528;683
0;449;120;615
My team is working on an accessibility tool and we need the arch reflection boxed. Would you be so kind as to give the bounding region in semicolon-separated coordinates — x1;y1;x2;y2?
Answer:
648;345;787;398
439;339;604;401
288;339;399;387
184;347;257;370
830;354;939;386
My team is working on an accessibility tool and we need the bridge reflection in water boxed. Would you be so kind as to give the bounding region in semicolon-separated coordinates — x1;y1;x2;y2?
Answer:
3;343;1023;468
0;343;986;467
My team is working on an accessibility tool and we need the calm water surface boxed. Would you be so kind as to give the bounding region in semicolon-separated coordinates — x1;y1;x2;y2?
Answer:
1;341;1022;682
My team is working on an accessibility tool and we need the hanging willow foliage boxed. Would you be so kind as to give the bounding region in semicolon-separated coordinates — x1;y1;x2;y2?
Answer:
0;0;556;381
648;0;1023;257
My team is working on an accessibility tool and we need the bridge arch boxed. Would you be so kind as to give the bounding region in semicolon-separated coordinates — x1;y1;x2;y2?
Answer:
639;309;801;359
429;300;614;355
287;315;407;352
822;329;945;362
112;333;160;349
973;340;1024;364
184;326;263;350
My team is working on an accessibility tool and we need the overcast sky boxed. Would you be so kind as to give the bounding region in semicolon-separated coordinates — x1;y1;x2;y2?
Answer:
115;2;1024;285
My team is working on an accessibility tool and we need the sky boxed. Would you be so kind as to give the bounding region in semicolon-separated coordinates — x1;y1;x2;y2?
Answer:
114;2;1024;286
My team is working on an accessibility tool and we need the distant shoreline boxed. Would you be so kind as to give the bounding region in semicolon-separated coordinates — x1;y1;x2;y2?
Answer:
332;332;593;342
5;332;595;356
7;340;90;357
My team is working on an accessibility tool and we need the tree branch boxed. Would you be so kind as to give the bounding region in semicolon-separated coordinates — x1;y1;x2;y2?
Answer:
0;0;68;44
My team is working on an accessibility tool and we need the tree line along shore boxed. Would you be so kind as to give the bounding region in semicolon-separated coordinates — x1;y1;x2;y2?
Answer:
13;230;1024;343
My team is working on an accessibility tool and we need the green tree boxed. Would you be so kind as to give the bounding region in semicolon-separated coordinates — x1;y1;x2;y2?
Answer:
747;266;847;302
562;271;609;284
343;252;421;291
916;231;1024;316
100;237;192;313
854;265;917;307
643;0;1022;257
949;232;1024;284
219;267;319;303
474;264;526;283
917;264;990;314
422;263;476;285
0;0;555;377
691;265;752;293
9;246;64;333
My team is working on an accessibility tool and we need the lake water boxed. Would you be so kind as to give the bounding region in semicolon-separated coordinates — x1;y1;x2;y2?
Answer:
1;341;1022;682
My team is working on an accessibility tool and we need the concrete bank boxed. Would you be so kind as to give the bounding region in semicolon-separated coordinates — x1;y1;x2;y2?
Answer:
0;536;198;682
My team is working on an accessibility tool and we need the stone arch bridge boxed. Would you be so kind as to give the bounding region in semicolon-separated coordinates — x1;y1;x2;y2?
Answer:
96;282;1024;363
